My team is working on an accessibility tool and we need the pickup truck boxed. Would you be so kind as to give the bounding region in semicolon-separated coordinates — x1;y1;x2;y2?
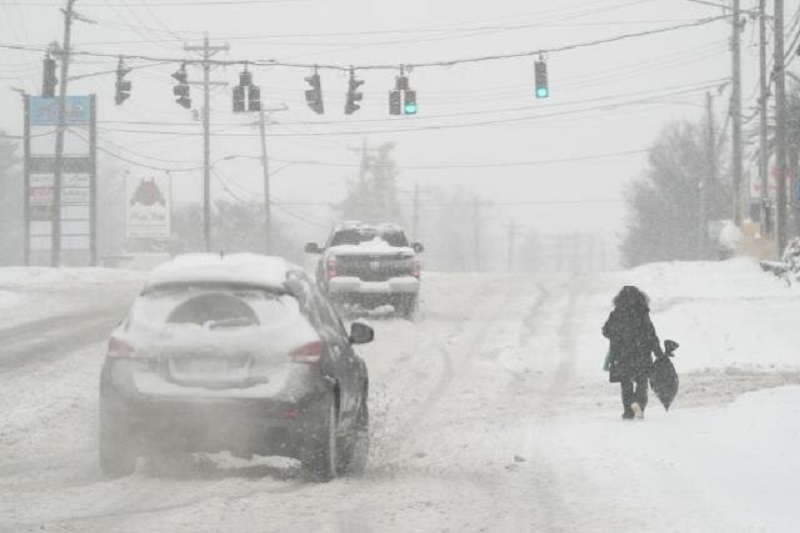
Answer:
305;222;423;318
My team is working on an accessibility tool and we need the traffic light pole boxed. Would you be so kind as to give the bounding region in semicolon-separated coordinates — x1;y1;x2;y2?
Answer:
184;33;228;253
51;0;77;267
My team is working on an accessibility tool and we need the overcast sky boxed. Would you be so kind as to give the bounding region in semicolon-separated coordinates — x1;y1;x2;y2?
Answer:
1;0;796;264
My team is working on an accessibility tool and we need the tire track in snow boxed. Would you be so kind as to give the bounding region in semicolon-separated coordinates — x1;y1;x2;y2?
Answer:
0;307;128;372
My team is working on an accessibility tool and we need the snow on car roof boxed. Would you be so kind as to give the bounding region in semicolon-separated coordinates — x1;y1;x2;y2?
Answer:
146;253;296;290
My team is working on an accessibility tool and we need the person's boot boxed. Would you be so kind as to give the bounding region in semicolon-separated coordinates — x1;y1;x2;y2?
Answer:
631;402;644;419
622;408;635;420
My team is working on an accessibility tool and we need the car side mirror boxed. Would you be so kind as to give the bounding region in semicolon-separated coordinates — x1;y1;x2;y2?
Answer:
412;242;424;253
664;339;679;354
305;242;322;254
349;320;374;345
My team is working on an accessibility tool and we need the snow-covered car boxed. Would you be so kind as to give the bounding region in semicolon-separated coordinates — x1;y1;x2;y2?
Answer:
305;222;424;318
98;253;374;481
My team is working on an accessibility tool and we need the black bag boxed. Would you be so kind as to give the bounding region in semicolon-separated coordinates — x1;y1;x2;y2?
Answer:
650;340;679;411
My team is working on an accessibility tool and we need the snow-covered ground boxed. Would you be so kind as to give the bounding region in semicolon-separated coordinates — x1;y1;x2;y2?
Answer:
0;259;798;532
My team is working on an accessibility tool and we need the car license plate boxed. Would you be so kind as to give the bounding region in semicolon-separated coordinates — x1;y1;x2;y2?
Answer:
169;356;250;381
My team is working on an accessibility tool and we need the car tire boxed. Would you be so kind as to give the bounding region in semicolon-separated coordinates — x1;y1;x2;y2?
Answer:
301;394;340;482
340;393;369;476
98;403;138;477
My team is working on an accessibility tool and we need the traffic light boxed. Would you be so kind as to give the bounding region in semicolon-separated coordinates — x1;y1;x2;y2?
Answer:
114;57;131;105
233;85;245;112
403;90;417;115
239;69;253;88
389;90;402;115
345;69;364;115
248;86;261;111
395;74;409;92
304;72;324;114
42;55;57;98
535;59;549;99
172;63;191;109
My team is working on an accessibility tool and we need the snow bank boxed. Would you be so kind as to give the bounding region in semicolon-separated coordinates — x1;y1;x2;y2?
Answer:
0;267;147;288
594;258;800;372
541;386;800;533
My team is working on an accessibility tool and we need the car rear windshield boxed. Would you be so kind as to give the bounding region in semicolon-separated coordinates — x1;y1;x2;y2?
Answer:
131;284;298;330
330;228;409;247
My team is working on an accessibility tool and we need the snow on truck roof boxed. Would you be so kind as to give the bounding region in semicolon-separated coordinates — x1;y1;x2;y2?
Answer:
335;221;404;233
146;253;298;290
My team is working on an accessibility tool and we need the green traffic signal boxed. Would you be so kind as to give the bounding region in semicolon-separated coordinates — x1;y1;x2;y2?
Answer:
404;90;417;115
534;59;549;99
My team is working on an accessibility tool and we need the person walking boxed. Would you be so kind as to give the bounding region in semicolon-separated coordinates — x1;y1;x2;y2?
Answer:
602;286;663;420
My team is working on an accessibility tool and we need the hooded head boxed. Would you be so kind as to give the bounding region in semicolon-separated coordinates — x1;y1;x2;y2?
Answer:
613;285;650;312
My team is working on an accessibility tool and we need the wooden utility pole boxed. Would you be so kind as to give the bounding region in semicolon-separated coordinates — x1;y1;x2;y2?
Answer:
758;0;771;237
503;218;522;272
412;182;420;243
701;91;716;259
258;106;272;254
775;0;788;254
51;0;77;267
473;197;482;271
731;0;744;226
184;33;228;252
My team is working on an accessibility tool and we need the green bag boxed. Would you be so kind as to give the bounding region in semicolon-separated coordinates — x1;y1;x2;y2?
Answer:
603;348;612;371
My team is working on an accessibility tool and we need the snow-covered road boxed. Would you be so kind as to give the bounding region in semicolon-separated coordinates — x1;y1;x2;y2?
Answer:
1;262;799;532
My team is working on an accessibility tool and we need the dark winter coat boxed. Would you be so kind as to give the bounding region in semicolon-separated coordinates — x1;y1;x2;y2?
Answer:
602;305;662;383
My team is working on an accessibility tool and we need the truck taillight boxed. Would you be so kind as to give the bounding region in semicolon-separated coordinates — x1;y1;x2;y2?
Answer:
106;336;135;358
412;257;421;278
290;340;323;363
327;257;337;278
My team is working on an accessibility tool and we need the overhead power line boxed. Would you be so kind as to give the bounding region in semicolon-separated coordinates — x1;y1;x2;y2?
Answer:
0;15;728;71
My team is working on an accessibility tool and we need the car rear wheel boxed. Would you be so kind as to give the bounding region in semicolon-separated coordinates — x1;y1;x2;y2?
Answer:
99;403;138;477
340;393;369;475
301;395;339;482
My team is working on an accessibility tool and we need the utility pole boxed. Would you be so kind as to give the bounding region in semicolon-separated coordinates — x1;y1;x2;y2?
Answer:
503;218;523;272
412;182;420;243
472;197;482;271
253;104;287;255
759;0;771;238
184;33;228;252
51;0;77;267
258;106;272;254
701;91;716;259
775;0;788;255
731;0;744;226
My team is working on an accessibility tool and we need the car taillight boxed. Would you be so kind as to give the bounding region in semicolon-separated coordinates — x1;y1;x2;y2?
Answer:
412;257;421;278
106;336;135;358
327;258;337;278
290;340;323;363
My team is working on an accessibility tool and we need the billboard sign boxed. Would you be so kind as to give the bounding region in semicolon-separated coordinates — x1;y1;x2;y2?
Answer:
126;174;171;239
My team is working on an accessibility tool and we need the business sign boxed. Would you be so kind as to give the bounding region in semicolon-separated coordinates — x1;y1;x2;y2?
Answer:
126;174;171;239
29;96;91;126
24;94;95;266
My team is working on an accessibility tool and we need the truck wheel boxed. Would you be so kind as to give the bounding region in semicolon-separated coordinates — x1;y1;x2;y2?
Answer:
399;295;418;320
99;403;138;477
